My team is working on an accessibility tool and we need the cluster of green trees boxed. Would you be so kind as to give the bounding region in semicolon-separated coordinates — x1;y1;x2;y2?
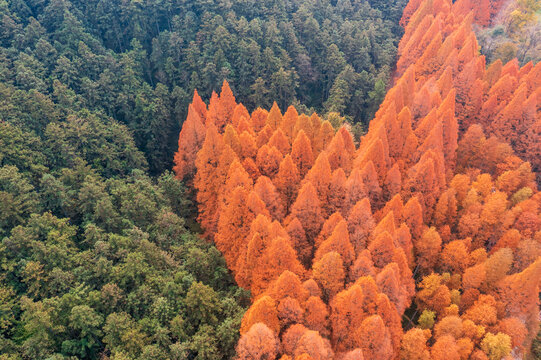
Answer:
0;3;257;352
0;89;249;360
0;0;406;174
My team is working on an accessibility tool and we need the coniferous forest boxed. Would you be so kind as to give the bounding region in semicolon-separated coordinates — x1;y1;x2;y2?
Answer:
1;0;540;360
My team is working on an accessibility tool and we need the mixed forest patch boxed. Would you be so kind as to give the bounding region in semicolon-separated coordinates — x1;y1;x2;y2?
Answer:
0;0;410;359
0;0;540;359
174;0;541;358
0;0;407;174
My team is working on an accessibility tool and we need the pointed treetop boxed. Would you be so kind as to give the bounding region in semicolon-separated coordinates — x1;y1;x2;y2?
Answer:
274;154;301;211
268;128;291;155
219;80;237;127
329;282;367;350
338;127;356;154
327;132;353;173
304;151;332;203
379;193;404;225
290;181;324;241
484;59;502;87
383;164;402;202
267;102;283;129
294;114;315;141
206;91;220;128
344;169;368;214
267;270;309;304
191;88;208;120
315;120;336;154
242;157;261;180
251;108;269;132
223;124;241;155
224;158;253;193
281;105;299;140
232;103;250;127
285;216;311;266
501;58;519;79
221;79;233;96
312;251;345;301
239;131;257;159
328;167;347;213
314;219;355;268
251;236;306;294
254;175;285;221
315;212;346;248
173;104;206;181
350;249;377;281
256;124;275;148
240;296;280;334
291;130;315;177
256;144;283;178
347;198;376;254
368;230;396;268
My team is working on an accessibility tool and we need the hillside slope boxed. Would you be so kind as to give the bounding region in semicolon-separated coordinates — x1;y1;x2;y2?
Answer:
175;0;541;358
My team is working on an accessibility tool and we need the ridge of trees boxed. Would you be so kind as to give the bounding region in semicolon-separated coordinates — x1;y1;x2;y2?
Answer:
0;0;407;175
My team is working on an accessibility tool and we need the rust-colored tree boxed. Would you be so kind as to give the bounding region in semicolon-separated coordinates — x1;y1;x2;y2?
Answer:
255;176;285;221
193;125;226;238
291;130;315;178
240;296;280;335
275;155;301;211
290;182;324;242
313;252;345;302
236;323;280;360
329;284;366;351
355;315;393;360
173;104;206;182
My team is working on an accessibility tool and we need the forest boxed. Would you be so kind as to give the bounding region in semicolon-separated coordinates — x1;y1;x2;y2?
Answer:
0;0;405;359
0;0;409;175
1;0;540;359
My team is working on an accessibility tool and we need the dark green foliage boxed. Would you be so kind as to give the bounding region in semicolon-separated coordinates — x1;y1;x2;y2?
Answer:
0;45;245;360
0;0;404;174
0;165;246;359
0;166;40;236
44;110;148;177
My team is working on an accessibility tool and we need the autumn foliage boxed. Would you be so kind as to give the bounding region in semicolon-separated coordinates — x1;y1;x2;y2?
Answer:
174;0;540;358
